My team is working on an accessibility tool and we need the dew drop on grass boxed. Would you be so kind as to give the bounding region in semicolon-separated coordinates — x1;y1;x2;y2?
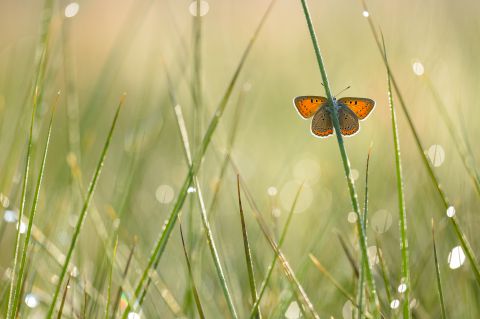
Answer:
155;184;174;204
187;186;196;194
16;221;26;234
427;144;445;167
24;293;39;308
371;209;393;233
362;10;369;17
446;205;456;217
342;300;354;319
65;2;79;18
280;181;313;213
390;299;400;309
293;158;320;185
3;210;17;223
267;186;278;196
189;1;210;17
127;312;141;319
349;168;359;181
412;61;424;76
347;212;357;223
448;245;465;269
285;301;301;319
398;283;407;293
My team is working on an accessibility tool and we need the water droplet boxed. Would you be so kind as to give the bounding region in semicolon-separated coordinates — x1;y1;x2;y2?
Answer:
155;185;175;204
347;212;357;223
285;301;301;319
25;293;39;308
446;206;456;217
3;210;17;223
390;299;400;309
371;209;393;233
398;283;407;293
293;158;320;185
367;246;379;265
342;300;354;319
65;2;80;18
448;245;465;269
349;169;359;181
427;144;445;167
17;222;27;234
128;312;141;319
267;186;278;197
362;10;369;17
188;1;210;17
412;61;424;76
0;193;10;208
187;186;196;194
279;181;313;213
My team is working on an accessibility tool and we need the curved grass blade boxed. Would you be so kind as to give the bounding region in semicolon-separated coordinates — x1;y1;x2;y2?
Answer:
179;221;205;319
57;274;72;319
298;0;380;316
360;0;480;286
249;183;304;319
11;93;59;316
236;175;260;319
121;2;278;316
46;95;125;318
382;36;411;318
431;220;447;319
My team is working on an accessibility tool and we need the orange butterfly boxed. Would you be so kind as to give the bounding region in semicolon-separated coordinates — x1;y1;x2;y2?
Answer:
293;96;375;138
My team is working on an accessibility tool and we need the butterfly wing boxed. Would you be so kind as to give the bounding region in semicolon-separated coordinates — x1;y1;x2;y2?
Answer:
311;105;333;138
293;96;328;119
338;97;375;120
338;105;359;136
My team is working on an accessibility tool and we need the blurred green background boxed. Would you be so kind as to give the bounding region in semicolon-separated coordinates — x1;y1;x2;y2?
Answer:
1;0;480;318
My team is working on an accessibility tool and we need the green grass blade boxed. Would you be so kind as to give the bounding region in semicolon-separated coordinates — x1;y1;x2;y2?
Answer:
382;36;411;318
249;183;303;319
11;93;59;316
179;221;205;319
357;148;372;319
236;175;261;319
111;241;136;319
6;1;54;316
360;0;480;286
105;237;118;319
298;0;380;316
431;220;447;319
46;95;125;318
375;238;393;306
121;2;277;316
235;171;320;319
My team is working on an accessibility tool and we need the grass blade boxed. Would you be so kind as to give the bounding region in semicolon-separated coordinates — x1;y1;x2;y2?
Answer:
179;221;205;319
121;2;277;316
104;237;118;319
236;175;260;319
57;274;72;319
431;219;447;319
382;36;411;318
298;0;380;316
249;183;303;319
11;92;59;316
46;95;125;318
360;0;480;285
6;0;54;312
111;240;136;319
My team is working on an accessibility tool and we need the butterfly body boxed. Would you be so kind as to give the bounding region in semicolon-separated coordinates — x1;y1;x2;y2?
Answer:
293;95;375;138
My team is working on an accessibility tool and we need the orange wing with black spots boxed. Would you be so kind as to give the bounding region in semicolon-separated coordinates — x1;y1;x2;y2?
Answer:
311;106;333;138
293;96;328;119
338;97;375;120
338;105;360;136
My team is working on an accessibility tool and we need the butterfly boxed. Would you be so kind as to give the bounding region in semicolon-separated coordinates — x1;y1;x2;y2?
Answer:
293;96;375;138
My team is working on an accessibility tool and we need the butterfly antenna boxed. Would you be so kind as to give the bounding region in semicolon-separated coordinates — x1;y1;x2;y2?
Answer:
334;85;351;97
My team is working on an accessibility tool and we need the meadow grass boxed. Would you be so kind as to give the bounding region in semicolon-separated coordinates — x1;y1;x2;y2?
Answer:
1;0;480;318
